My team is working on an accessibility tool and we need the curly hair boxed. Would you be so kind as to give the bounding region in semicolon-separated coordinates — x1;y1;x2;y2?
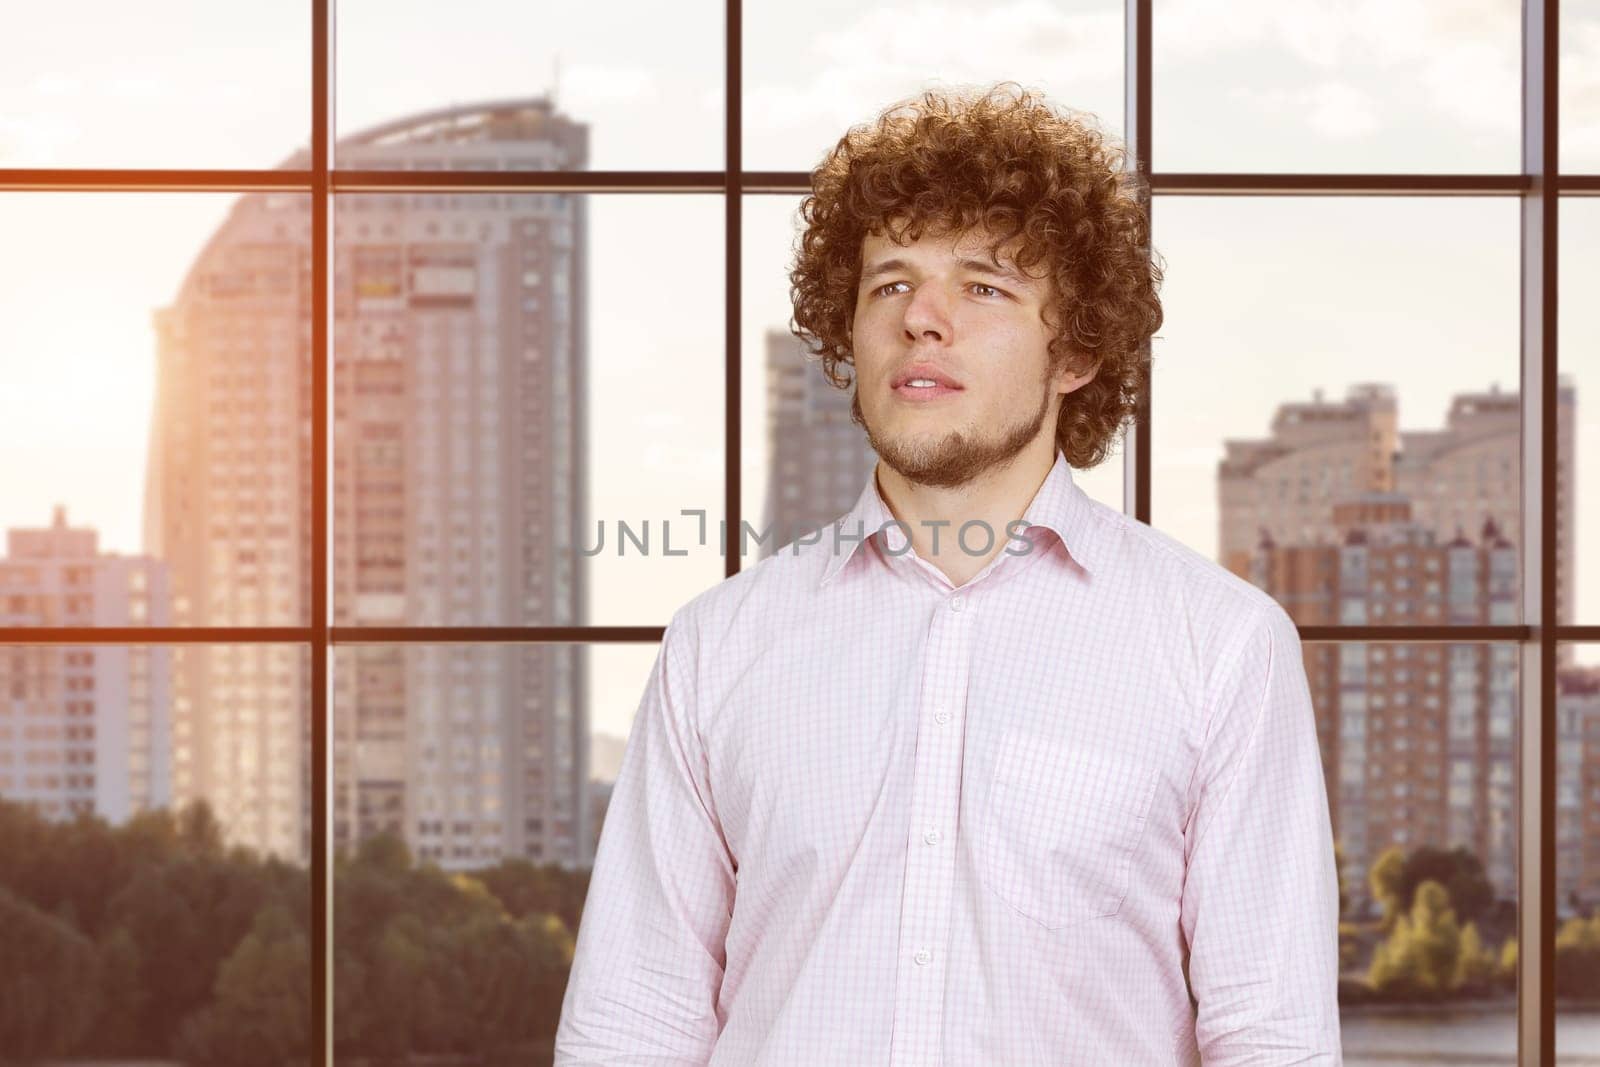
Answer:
788;81;1163;470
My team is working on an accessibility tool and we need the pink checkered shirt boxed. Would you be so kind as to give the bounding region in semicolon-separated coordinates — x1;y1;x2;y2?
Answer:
555;447;1342;1065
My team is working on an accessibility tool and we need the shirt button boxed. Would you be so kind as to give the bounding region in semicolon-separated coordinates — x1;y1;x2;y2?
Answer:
923;827;941;845
934;708;950;724
949;594;965;613
914;948;932;966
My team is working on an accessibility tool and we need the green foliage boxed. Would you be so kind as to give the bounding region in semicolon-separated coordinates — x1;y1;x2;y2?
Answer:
1366;880;1463;1000
82;926;148;1057
1394;846;1495;926
331;834;578;1060
174;904;310;1067
1498;935;1518;989
473;855;590;933
1555;911;1600;999
0;885;100;1062
0;800;586;1061
1452;921;1498;997
1369;845;1406;931
100;847;304;1054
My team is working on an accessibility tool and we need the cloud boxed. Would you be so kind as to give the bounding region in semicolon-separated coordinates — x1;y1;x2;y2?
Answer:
560;63;658;105
28;74;82;98
0;113;78;165
1563;16;1600;166
1305;81;1381;138
745;0;1126;148
1159;0;1520;137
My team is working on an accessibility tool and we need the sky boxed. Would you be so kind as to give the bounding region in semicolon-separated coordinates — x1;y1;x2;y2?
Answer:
2;0;1598;742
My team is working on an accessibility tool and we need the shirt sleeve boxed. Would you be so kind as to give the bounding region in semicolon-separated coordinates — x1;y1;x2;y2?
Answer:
1180;602;1344;1066
554;608;736;1066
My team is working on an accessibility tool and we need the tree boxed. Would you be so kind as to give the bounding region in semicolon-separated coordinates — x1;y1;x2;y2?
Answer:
0;886;101;1062
1369;846;1406;932
1452;921;1498;997
102;850;304;1054
473;857;590;935
82;926;149;1056
174;904;309;1067
1498;934;1518;992
1367;880;1462;999
1555;910;1600;1000
1397;846;1494;926
177;798;226;858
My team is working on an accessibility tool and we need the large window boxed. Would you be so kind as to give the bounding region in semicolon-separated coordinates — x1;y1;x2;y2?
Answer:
1;2;1594;1065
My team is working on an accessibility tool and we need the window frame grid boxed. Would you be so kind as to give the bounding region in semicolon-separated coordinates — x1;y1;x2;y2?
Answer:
0;1;1595;1063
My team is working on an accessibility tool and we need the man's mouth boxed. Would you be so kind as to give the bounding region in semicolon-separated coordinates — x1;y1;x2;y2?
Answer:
894;378;963;400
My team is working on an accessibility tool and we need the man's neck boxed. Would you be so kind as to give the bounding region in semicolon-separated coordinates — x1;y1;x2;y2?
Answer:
874;437;1057;588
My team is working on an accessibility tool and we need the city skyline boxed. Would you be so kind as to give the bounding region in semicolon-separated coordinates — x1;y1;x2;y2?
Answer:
3;11;1599;848
6;6;1600;1062
2;186;1597;753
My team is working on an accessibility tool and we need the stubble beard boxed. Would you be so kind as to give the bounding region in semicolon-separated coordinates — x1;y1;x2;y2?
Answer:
850;374;1055;490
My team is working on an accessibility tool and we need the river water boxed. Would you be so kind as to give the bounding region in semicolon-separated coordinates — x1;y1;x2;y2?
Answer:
1342;1008;1600;1065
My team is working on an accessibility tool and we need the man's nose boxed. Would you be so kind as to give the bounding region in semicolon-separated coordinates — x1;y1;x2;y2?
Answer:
902;283;952;341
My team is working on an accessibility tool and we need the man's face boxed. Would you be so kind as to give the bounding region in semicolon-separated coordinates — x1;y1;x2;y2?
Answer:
849;222;1088;490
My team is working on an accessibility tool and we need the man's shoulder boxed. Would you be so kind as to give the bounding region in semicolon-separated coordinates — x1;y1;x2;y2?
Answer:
1078;494;1286;630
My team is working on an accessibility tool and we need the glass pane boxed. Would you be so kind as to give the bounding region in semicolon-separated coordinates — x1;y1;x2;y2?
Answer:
331;193;723;628
1561;0;1600;173
0;194;311;628
1558;198;1597;627
0;642;310;1062
744;0;1124;172
1153;0;1520;174
1556;643;1600;1062
335;0;722;171
1316;639;1519;1060
741;195;1126;570
1151;197;1523;624
0;2;307;169
331;640;658;1061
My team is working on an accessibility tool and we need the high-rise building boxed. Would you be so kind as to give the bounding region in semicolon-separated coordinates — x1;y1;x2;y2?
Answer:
1558;665;1600;910
1250;496;1519;906
761;329;877;558
146;98;592;868
1393;383;1579;637
1219;383;1399;577
0;507;171;823
1221;381;1577;637
1229;380;1585;910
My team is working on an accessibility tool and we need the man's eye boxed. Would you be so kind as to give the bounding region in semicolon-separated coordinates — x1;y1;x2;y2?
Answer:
871;281;1005;298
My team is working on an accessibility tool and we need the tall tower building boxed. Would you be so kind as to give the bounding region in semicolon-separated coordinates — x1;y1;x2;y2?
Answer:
146;98;592;868
1227;379;1584;910
761;329;877;558
1392;383;1579;639
1218;383;1399;577
1250;497;1520;907
1221;381;1577;638
1558;666;1600;910
0;507;171;823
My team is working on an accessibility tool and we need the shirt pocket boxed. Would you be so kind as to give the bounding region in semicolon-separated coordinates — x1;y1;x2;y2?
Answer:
975;724;1159;931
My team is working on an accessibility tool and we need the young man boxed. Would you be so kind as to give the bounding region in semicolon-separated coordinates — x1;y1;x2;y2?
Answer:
555;83;1342;1065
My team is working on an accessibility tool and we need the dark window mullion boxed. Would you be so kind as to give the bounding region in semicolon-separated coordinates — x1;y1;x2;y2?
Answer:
310;1;331;1065
726;0;743;580
1518;0;1559;1063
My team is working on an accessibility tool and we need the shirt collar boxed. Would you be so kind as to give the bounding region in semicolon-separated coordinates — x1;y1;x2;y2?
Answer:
817;447;1102;589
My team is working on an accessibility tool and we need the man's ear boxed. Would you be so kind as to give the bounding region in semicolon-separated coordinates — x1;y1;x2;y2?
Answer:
1054;355;1100;396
